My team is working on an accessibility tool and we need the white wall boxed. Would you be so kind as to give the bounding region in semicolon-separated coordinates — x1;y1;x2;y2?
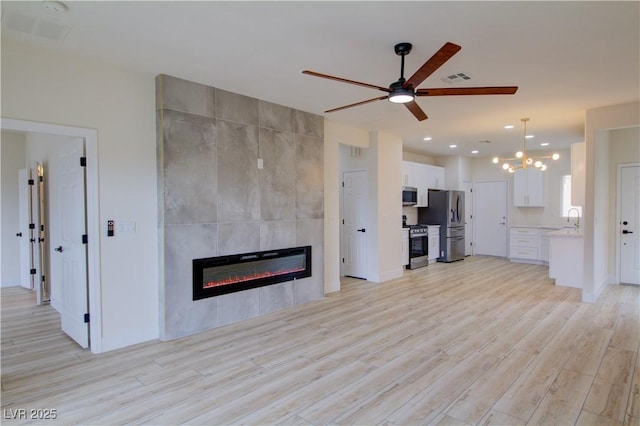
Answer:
608;126;640;280
2;38;159;351
470;150;571;229
584;101;640;302
1;131;26;287
324;120;369;293
403;150;437;164
436;155;471;191
334;127;403;284
373;131;403;282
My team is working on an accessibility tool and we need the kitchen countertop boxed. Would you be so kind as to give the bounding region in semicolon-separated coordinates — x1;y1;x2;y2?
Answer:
548;228;584;238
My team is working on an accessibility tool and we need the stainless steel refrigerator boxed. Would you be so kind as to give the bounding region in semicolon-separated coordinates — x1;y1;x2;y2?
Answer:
418;190;465;262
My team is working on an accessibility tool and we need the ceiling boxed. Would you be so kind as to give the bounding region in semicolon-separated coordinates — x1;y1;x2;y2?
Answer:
2;1;638;158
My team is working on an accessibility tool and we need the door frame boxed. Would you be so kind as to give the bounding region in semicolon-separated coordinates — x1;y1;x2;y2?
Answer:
1;118;102;353
616;162;640;284
340;169;369;280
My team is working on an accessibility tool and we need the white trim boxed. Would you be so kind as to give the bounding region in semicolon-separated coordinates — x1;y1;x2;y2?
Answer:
616;162;640;286
1;118;102;354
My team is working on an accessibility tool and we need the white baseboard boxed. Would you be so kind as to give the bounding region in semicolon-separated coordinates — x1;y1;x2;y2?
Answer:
582;275;609;303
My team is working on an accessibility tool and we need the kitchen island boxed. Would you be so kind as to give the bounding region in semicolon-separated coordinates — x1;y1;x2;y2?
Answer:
548;228;584;288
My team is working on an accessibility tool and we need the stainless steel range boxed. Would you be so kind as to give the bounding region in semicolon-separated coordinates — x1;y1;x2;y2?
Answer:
407;225;429;269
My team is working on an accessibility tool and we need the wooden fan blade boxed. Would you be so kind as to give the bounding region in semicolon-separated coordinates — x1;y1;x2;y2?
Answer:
416;87;519;96
405;42;462;89
404;101;428;121
303;70;391;93
325;96;388;113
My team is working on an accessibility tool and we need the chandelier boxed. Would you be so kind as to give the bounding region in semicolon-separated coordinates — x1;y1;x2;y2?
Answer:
492;118;559;173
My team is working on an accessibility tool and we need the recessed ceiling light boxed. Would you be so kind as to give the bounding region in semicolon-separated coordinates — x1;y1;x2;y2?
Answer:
449;144;457;148
540;142;549;146
423;137;432;141
471;150;479;154
525;135;534;139
504;125;514;129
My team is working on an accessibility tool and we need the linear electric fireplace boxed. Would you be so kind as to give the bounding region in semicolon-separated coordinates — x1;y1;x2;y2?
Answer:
193;246;312;300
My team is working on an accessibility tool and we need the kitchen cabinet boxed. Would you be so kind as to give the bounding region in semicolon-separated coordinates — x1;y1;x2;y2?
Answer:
402;228;409;267
549;228;584;288
427;225;441;263
510;226;559;265
538;228;555;264
402;161;445;207
513;168;544;207
509;227;539;261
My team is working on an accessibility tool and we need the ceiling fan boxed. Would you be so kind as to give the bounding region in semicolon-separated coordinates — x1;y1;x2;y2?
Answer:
303;42;518;121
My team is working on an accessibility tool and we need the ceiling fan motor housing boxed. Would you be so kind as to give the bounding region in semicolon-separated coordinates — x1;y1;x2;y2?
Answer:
394;42;413;56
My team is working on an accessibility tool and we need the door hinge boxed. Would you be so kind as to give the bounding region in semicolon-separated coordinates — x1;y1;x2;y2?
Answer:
39;176;44;182
342;219;345;224
28;179;35;186
41;275;46;282
80;157;87;167
84;313;90;323
29;223;35;229
82;234;88;244
342;258;345;263
30;268;37;275
342;181;344;187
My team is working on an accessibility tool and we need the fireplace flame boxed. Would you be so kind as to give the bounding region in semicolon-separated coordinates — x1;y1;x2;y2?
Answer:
203;267;306;289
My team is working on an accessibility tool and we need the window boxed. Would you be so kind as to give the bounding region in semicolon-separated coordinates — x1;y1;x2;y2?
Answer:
561;175;582;217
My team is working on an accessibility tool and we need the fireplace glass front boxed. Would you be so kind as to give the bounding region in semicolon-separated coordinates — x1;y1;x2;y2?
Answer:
193;246;312;300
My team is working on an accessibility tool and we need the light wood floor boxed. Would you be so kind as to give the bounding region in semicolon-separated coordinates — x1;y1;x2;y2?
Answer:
1;256;638;425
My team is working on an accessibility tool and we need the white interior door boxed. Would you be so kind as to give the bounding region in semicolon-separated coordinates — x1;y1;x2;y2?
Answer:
18;169;33;289
620;165;640;285
49;138;89;348
342;170;368;279
464;180;473;256
474;180;508;257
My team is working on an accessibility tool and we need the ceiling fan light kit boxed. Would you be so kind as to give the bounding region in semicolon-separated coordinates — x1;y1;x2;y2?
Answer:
492;118;560;173
302;41;518;121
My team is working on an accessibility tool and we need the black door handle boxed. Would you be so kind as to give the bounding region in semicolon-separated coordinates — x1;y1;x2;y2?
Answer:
54;246;63;252
357;228;366;233
622;230;634;234
16;232;22;237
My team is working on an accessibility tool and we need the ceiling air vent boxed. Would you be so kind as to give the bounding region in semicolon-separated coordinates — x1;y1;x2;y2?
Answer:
440;72;472;84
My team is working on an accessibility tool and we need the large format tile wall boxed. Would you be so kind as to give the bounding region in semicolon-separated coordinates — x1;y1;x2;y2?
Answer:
156;75;324;339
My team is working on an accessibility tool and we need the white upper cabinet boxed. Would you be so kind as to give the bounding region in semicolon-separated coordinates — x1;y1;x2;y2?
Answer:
402;161;445;207
513;168;544;207
425;164;445;190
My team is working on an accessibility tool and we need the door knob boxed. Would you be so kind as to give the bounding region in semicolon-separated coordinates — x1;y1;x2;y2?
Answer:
499;222;506;225
16;232;22;237
54;246;63;252
622;230;634;234
357;228;366;233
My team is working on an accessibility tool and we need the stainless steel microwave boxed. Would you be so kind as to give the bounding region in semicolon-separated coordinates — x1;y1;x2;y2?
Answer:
402;186;418;205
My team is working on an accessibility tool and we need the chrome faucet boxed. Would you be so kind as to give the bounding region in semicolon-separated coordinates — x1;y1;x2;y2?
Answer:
567;207;581;229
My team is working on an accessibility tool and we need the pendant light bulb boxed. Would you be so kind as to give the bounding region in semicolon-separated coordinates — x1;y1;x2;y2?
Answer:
492;157;499;164
516;151;523;159
552;153;560;160
502;163;510;170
